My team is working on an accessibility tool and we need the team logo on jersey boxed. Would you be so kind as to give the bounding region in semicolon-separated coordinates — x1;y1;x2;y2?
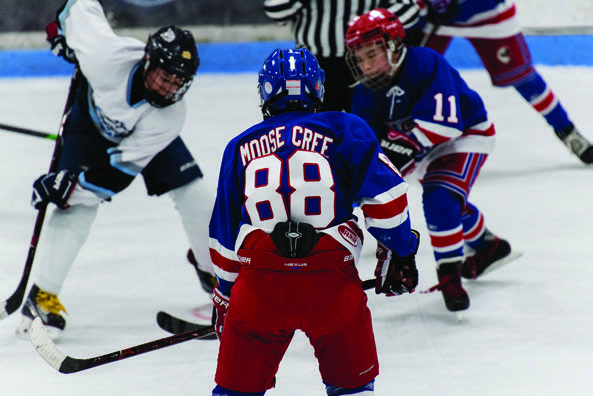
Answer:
386;85;405;98
497;46;512;64
338;225;359;247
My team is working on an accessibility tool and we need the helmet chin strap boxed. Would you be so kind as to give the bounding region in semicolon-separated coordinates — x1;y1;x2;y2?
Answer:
387;45;407;78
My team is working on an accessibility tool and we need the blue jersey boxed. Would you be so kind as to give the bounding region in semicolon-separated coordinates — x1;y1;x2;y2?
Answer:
209;110;417;288
351;46;494;158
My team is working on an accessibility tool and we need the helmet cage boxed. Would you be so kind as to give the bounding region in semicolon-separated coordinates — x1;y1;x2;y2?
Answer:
345;38;403;91
258;48;325;118
143;25;199;108
345;8;406;90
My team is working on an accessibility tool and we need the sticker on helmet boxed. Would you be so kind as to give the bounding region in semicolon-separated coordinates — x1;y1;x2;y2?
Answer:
161;28;176;42
286;80;301;95
264;81;273;94
182;50;192;60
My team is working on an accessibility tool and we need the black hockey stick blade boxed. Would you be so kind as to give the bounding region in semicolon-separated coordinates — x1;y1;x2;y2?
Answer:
362;278;375;291
0;122;57;140
28;317;215;374
157;311;217;339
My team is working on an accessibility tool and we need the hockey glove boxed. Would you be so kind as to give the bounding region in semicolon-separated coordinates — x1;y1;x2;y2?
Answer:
425;0;459;23
45;21;77;64
211;288;229;340
379;130;421;176
374;229;420;296
31;170;77;210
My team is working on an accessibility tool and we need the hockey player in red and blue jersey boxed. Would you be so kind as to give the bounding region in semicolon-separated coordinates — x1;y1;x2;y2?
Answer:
346;8;517;312
208;48;420;395
415;0;593;164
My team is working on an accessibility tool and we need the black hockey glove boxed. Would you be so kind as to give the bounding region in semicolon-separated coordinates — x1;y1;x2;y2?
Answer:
269;221;321;258
425;0;459;24
45;21;77;64
379;129;421;176
374;229;420;296
31;170;77;210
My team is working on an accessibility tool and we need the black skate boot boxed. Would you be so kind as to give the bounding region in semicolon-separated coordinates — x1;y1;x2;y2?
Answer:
462;231;512;280
555;123;593;164
187;249;217;294
428;261;470;312
16;284;67;339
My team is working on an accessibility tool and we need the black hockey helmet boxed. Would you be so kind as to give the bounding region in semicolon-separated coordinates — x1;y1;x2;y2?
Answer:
143;25;200;107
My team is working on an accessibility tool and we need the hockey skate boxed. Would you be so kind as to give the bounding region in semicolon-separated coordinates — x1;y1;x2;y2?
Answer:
187;249;217;294
425;261;470;312
462;231;516;280
16;284;66;340
555;123;593;164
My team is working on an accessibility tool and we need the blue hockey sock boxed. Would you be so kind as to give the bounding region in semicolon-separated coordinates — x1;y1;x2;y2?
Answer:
212;385;265;396
514;73;572;131
422;186;464;264
461;202;487;251
325;380;375;395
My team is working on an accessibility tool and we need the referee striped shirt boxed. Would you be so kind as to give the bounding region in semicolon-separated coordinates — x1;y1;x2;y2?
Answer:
264;0;420;57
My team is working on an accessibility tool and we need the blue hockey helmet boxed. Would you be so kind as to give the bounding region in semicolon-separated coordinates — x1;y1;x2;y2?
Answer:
258;48;325;118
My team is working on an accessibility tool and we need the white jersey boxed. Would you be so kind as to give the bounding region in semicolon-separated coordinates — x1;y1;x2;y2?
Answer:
59;0;186;175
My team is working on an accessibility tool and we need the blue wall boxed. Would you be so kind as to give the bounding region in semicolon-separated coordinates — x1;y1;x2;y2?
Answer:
1;36;592;78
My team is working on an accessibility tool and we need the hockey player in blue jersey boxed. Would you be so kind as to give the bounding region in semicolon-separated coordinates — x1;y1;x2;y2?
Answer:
346;8;516;311
415;0;593;164
208;48;420;395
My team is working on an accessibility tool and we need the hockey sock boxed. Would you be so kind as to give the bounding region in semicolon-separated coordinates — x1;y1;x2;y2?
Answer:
324;380;375;395
461;202;487;250
212;385;265;396
169;178;215;273
514;73;572;131
422;186;464;265
35;204;98;295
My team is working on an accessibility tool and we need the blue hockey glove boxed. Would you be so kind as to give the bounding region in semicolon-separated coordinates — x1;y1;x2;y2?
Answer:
32;170;77;210
211;287;229;340
374;229;420;296
45;21;77;64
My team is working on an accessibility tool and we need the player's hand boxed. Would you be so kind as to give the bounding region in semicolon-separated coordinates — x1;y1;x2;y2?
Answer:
31;170;77;210
45;21;77;64
379;129;421;176
374;230;420;296
211;287;229;340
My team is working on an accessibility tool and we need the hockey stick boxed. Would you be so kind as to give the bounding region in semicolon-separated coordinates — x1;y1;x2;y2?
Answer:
0;68;80;320
419;22;440;47
156;311;217;338
0;122;57;140
28;317;216;374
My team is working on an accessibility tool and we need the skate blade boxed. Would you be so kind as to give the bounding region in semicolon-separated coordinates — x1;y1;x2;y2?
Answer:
481;250;523;277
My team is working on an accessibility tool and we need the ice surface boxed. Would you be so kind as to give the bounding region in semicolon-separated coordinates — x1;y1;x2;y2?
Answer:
1;67;592;395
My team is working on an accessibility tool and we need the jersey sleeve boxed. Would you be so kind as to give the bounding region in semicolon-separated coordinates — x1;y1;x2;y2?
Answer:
407;49;488;148
340;115;417;257
208;141;244;295
59;0;144;89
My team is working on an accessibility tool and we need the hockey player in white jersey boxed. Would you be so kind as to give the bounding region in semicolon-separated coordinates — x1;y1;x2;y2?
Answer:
16;0;215;339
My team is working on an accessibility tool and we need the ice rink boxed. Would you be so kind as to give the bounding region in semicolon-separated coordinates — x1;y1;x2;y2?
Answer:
1;66;592;395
